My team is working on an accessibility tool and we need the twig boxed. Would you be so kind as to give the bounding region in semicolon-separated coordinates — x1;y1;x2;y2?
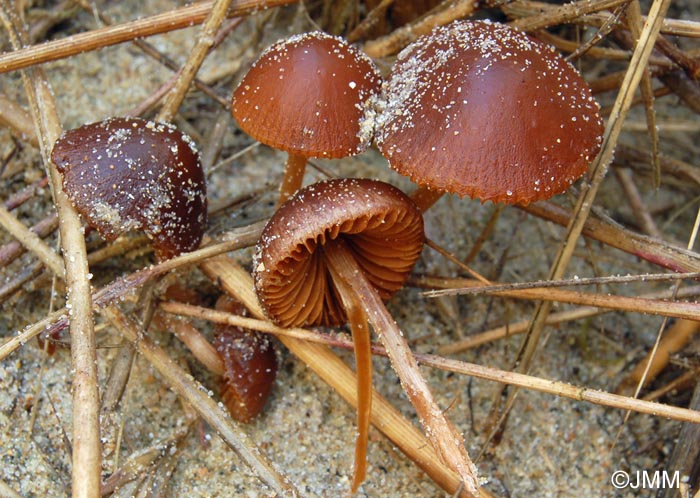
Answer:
0;3;101;497
158;300;700;424
618;319;700;393
508;0;630;32
643;369;698;401
502;0;700;38
0;0;298;73
0;213;58;268
519;201;700;273
489;0;673;443
157;0;234;122
418;275;700;321
0;205;63;274
362;0;477;58
0;94;37;146
81;5;231;110
0;223;265;361
614;168;662;237
422;271;700;296
102;306;301;496
623;0;661;188
436;285;700;354
198;254;474;497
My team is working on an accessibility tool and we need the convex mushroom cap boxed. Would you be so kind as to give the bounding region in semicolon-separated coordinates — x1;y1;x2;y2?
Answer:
254;178;424;327
376;20;604;205
232;31;381;158
214;295;278;424
51;117;207;259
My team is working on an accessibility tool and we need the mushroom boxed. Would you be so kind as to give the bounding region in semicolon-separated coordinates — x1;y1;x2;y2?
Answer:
375;20;604;210
254;178;478;493
154;287;278;424
51;117;207;259
231;31;381;204
214;294;278;424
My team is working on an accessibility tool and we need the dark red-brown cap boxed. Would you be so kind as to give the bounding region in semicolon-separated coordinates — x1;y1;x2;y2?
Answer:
253;178;424;327
232;31;381;159
376;20;604;205
51;117;207;259
214;295;278;424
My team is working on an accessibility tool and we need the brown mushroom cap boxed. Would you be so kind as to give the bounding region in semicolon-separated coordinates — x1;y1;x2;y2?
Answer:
254;178;424;327
232;31;381;159
51;117;207;259
214;295;278;424
376;20;604;205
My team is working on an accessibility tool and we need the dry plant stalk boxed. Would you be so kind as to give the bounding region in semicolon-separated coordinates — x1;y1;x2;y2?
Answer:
156;0;234;122
437;285;700;354
481;0;675;445
0;3;101;497
0;224;264;362
503;0;700;37
619;317;700;393
198;254;476;497
102;306;301;496
2;0;700;495
158;299;700;424
421;275;700;321
0;0;299;73
362;0;477;57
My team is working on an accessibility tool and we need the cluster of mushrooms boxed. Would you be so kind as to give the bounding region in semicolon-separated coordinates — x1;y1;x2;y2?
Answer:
50;20;603;495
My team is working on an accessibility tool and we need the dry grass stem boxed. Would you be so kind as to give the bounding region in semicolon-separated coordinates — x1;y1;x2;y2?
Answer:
0;207;62;273
2;0;700;495
0;3;102;496
643;370;699;402
159;300;700;424
0;94;37;145
423;271;700;296
198;254;475;497
619;319;700;393
488;0;673;441
420;275;700;322
509;0;629;32
157;0;234;122
623;0;661;188
0;0;298;73
363;0;477;57
0;223;263;362
520;201;700;272
503;0;700;37
436;285;700;354
102;306;300;495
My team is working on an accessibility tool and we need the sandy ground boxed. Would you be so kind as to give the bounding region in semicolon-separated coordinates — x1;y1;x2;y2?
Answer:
1;1;699;497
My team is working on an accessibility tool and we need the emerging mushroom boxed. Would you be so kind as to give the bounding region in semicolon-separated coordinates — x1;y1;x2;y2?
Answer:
155;288;277;424
51;117;207;259
214;294;278;424
231;31;381;204
254;178;478;493
376;20;604;210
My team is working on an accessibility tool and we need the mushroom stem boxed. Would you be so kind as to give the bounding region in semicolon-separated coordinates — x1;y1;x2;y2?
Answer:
278;153;308;205
323;238;480;496
410;186;444;212
325;248;372;492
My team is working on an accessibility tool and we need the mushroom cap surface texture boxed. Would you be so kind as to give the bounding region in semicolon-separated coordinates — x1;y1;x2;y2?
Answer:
51;117;207;259
214;295;278;424
254;178;424;327
375;20;605;205
231;31;381;158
